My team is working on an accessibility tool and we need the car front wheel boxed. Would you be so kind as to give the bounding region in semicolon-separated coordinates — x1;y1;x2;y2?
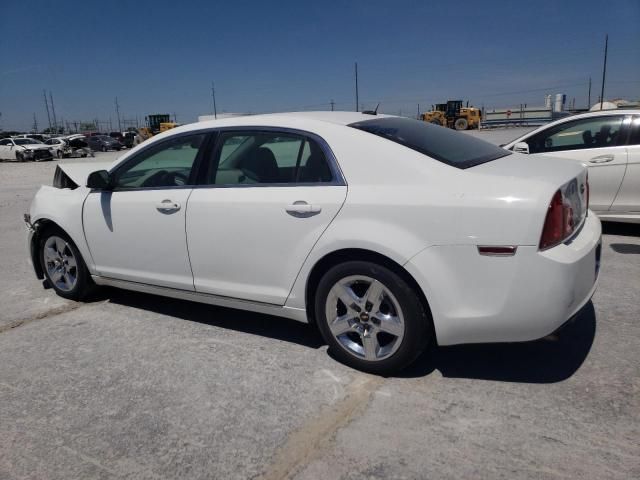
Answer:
39;227;93;300
315;261;431;375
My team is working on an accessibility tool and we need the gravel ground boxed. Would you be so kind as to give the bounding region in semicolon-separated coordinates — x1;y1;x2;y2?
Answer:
0;140;638;480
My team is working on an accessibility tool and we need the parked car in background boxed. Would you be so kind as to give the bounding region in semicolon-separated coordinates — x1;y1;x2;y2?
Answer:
25;112;601;374
86;135;124;152
504;110;640;224
65;135;92;158
14;133;49;142
0;137;54;161
44;137;72;159
121;132;135;148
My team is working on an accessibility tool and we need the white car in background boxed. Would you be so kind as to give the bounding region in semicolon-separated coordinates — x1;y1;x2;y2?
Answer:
25;112;601;374
504;110;640;224
0;137;54;161
44;137;72;159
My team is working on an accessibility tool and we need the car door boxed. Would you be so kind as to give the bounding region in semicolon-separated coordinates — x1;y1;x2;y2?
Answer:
611;115;640;213
186;130;347;305
83;132;209;290
521;115;629;212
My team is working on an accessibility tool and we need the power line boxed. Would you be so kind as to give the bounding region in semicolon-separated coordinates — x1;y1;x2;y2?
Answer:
43;90;52;131
354;62;359;112
600;34;608;110
115;97;121;131
211;81;218;119
49;91;58;131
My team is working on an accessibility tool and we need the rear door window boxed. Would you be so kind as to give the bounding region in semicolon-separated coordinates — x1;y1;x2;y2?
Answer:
209;132;333;185
349;117;511;168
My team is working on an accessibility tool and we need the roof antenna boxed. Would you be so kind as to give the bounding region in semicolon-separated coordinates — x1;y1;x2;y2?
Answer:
362;102;380;115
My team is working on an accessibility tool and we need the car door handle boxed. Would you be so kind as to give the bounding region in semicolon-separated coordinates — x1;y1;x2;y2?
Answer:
286;201;321;216
589;154;614;164
156;199;181;213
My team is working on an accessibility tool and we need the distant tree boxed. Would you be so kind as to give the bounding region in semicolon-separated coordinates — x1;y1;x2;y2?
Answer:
80;122;97;131
43;126;64;134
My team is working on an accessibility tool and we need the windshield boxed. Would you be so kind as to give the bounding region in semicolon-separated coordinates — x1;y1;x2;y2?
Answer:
349;117;511;169
14;138;42;145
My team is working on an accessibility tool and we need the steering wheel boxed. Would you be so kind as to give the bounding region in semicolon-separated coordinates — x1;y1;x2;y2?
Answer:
141;170;189;187
170;171;189;186
141;170;169;187
239;168;260;183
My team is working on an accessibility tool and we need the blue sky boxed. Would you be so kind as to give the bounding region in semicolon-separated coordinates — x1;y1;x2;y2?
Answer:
1;0;639;131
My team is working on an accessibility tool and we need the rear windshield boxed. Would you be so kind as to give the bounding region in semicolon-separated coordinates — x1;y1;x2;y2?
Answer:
349;117;511;168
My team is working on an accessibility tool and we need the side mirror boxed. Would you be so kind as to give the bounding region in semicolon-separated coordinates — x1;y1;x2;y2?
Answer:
513;141;529;154
87;170;112;190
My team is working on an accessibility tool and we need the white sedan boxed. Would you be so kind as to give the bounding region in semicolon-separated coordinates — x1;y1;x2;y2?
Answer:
25;112;601;374
504;109;640;224
44;137;72;159
0;137;54;161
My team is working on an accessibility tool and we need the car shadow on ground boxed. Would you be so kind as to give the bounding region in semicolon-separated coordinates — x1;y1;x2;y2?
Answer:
602;222;640;237
400;302;597;383
99;287;324;349
98;288;596;384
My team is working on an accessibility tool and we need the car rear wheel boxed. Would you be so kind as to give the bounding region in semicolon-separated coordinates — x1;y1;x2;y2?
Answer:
39;227;93;301
315;261;431;375
56;150;63;159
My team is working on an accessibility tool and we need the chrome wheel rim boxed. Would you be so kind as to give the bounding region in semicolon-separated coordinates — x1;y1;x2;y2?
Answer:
325;275;405;362
43;236;78;292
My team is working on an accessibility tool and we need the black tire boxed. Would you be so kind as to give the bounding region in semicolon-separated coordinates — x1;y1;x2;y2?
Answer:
39;226;94;301
56;150;63;159
101;145;107;152
454;117;468;130
315;261;432;375
430;119;441;126
16;152;24;162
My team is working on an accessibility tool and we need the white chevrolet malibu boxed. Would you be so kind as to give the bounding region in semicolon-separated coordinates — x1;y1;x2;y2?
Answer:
25;112;601;374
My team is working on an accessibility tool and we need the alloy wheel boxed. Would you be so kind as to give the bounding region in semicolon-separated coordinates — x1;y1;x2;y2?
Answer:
324;275;405;361
43;236;78;292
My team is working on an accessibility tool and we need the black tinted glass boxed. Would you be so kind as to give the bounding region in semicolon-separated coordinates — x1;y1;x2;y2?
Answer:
349;117;511;168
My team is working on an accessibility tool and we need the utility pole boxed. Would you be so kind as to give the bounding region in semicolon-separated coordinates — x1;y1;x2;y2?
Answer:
211;81;218;119
354;62;359;112
417;103;420;119
330;99;335;111
43;90;52;131
587;77;592;109
32;113;38;133
49;91;58;132
600;34;608;110
115;97;122;131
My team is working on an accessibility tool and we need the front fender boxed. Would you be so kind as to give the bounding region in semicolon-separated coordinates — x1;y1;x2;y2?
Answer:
29;185;95;273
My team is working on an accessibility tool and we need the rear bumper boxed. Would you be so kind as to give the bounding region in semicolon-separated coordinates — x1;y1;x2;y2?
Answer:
405;212;602;346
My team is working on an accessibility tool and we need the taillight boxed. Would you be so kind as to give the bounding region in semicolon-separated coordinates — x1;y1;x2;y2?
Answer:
540;189;576;250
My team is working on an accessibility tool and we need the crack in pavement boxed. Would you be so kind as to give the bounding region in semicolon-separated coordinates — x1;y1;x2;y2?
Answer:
258;374;385;480
0;302;84;334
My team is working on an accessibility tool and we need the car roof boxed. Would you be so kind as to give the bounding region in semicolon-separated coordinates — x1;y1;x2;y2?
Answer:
178;111;391;132
569;108;640;118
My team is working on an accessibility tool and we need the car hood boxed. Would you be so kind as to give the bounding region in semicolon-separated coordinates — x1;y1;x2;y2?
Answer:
57;161;114;186
20;144;51;150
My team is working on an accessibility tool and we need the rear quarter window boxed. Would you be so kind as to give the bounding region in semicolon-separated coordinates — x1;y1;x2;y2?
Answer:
349;117;511;168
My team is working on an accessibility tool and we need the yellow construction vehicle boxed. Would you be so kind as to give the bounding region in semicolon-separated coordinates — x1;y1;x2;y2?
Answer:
420;100;481;130
159;122;178;133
